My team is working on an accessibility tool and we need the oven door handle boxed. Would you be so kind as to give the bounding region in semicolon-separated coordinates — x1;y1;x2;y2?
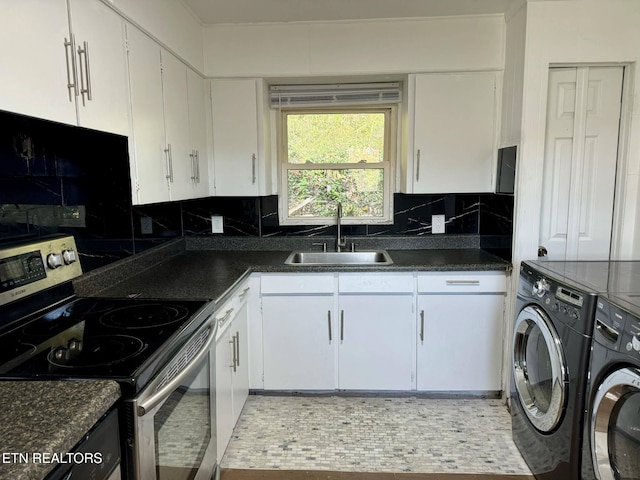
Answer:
136;314;217;417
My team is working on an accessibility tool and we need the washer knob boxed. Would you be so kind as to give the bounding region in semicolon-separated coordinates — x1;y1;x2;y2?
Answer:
533;279;551;298
47;253;63;269
62;249;77;265
633;333;640;352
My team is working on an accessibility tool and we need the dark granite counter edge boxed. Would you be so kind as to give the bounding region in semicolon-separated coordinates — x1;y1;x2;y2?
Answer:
0;380;120;480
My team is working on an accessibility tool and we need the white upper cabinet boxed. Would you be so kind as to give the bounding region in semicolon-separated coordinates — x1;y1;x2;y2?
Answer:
126;26;209;205
67;0;129;136
210;78;271;196
0;0;128;136
187;68;209;199
125;25;168;205
405;72;499;194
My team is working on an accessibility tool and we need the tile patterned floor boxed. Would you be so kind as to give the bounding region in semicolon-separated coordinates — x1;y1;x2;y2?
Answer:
221;395;532;476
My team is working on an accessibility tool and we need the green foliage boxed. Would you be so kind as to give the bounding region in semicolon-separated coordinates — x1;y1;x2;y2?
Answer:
286;112;385;218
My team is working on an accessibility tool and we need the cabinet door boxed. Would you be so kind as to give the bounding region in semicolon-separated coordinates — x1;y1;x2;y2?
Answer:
0;0;76;125
338;294;414;390
187;68;209;198
160;50;192;201
125;25;169;205
231;301;249;425
215;329;234;462
68;0;129;136
410;72;497;193
417;294;504;391
211;79;261;196
262;295;336;390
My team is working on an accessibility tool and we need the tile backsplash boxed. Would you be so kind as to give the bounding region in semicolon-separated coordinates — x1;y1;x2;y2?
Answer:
0;110;513;271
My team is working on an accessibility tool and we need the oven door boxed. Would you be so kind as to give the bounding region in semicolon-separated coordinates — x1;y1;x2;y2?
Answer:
130;314;218;480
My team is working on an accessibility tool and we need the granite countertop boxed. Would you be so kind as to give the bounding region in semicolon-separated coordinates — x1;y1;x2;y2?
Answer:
74;237;511;302
0;380;120;480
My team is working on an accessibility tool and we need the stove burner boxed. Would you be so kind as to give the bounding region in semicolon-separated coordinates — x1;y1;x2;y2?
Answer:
100;304;190;329
47;335;145;368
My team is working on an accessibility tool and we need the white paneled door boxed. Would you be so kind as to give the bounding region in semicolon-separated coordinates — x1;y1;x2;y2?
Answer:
539;66;623;260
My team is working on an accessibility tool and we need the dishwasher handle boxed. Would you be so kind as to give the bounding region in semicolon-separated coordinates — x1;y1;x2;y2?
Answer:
136;314;217;416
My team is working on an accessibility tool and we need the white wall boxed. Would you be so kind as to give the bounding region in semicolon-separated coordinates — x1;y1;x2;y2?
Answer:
513;0;640;267
105;0;204;72
203;15;505;78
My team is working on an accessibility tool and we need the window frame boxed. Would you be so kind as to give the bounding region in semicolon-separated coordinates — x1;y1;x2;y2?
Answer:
277;105;396;226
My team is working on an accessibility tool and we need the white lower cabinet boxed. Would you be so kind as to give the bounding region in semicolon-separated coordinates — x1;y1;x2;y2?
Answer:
416;272;506;392
337;293;414;390
262;294;336;390
215;286;250;462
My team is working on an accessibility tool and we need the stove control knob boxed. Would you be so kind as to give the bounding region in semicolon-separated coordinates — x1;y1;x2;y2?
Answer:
53;346;68;361
633;333;640;352
47;253;63;269
533;279;551;298
68;338;82;352
62;249;77;265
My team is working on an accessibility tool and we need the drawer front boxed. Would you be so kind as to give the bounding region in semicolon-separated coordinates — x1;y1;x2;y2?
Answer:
417;271;506;293
338;273;414;293
261;273;335;294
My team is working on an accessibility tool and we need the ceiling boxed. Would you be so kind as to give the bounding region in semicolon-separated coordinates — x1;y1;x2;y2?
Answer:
183;0;518;25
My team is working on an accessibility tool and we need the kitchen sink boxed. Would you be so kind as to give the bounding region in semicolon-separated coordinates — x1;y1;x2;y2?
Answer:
284;250;394;266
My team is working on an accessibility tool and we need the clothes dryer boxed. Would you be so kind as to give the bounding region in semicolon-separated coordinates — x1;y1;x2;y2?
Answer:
581;293;640;480
511;261;599;479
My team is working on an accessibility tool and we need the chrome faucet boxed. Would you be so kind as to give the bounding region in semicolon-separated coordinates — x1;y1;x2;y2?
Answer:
336;202;347;252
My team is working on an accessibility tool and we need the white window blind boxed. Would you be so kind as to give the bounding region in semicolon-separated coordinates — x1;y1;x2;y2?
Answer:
269;82;402;108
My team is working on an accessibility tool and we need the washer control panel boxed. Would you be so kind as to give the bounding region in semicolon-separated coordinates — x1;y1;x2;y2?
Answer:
0;235;82;306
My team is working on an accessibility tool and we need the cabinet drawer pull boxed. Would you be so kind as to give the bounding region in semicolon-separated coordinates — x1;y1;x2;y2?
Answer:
340;310;344;341
189;151;196;180
235;331;240;368
415;149;421;181
217;308;234;327
445;280;480;286
420;310;425;342
239;287;250;299
195;150;200;182
327;311;332;342
164;144;174;182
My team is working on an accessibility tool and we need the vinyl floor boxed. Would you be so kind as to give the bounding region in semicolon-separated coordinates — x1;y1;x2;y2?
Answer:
220;395;533;479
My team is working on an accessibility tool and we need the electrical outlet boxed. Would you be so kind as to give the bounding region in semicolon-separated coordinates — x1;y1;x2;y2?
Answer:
432;214;445;234
140;216;153;235
211;216;224;234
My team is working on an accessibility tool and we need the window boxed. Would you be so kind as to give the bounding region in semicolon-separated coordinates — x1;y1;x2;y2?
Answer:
279;107;395;225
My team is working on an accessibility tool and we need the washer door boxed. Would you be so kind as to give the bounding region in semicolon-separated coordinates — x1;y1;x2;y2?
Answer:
513;305;567;432
591;367;640;480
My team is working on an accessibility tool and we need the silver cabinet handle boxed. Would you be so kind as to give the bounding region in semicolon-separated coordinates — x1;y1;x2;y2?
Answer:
420;310;425;342
229;333;237;372
327;311;332;342
340;310;344;341
195;149;200;182
251;153;256;184
77;41;92;105
164;144;174;182
189;151;196;180
416;149;421;181
63;35;79;101
445;280;480;286
235;331;240;368
239;286;250;300
217;308;234;328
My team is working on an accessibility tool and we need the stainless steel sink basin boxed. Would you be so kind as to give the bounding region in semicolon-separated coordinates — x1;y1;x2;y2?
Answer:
284;250;393;266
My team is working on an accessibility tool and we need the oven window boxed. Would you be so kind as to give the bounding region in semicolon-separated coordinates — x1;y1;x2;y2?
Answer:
154;362;211;480
609;391;640;479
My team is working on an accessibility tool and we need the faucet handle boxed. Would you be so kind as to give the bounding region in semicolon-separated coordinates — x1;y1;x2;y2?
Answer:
312;242;327;252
